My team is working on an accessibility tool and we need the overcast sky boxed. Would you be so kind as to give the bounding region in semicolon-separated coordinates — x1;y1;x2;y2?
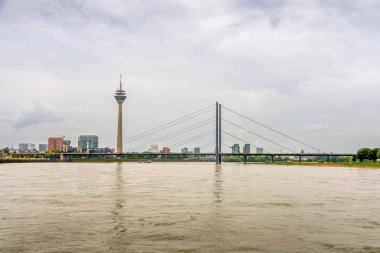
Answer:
0;0;379;153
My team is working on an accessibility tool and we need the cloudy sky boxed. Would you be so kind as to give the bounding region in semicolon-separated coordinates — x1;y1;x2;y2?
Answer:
0;0;379;153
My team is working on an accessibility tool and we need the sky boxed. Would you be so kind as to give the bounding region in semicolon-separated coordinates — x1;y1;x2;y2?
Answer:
0;0;379;153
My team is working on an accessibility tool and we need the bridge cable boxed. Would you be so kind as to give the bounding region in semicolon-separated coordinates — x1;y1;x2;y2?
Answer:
199;141;215;149
221;132;260;149
222;105;323;153
133;129;214;152
221;142;231;148
222;130;271;153
123;107;214;145
105;105;214;148
223;119;297;153
168;130;215;150
129;118;214;151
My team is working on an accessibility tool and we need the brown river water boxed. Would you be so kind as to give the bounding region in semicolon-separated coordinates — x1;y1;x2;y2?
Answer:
0;162;379;253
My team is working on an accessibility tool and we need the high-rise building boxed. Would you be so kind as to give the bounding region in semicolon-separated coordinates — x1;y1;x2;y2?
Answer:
232;144;240;153
160;147;170;154
78;135;99;150
114;75;127;153
243;144;250;154
149;144;158;153
181;147;189;154
194;147;200;154
62;140;71;152
18;143;35;150
38;144;47;152
48;137;63;151
256;147;264;154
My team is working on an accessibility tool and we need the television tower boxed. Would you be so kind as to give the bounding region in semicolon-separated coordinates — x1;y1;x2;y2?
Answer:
114;75;127;153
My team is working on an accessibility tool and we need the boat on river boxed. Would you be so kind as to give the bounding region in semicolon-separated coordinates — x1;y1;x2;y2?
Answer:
138;160;152;163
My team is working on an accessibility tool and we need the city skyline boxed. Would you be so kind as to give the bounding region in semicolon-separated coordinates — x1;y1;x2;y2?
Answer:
1;2;379;252
1;1;380;152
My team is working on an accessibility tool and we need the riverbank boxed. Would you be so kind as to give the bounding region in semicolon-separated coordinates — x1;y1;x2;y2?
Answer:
0;159;58;163
1;158;380;168
0;158;208;163
268;161;380;168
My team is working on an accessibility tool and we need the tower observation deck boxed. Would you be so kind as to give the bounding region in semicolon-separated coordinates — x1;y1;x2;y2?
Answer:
115;75;127;153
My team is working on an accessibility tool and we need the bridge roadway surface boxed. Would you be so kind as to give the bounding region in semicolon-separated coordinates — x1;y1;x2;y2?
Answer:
56;153;356;163
58;152;355;163
11;152;356;163
59;152;355;157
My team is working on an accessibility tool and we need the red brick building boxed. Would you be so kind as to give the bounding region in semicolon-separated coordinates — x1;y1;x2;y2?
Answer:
160;147;170;154
48;137;63;151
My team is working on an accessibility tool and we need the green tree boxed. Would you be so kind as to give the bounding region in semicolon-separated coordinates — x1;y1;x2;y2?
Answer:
377;149;380;160
369;148;378;161
357;148;371;162
44;151;61;159
44;151;52;159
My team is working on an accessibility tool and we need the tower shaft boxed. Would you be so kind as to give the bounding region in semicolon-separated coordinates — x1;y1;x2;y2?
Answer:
114;75;127;153
117;101;123;153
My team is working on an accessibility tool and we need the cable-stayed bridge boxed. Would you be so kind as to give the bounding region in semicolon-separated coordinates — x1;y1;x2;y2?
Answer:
56;102;355;163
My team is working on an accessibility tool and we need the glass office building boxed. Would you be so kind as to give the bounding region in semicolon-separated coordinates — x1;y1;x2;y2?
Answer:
78;135;99;150
232;144;240;153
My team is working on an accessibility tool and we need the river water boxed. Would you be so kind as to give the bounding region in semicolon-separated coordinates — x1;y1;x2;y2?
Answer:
0;162;379;253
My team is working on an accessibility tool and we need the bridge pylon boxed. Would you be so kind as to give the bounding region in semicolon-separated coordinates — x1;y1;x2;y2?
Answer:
216;102;222;164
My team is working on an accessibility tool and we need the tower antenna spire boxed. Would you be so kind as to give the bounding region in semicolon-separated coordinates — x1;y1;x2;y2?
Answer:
114;75;127;153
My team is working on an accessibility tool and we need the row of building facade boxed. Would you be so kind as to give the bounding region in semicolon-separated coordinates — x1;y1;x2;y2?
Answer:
145;144;263;154
15;139;264;155
231;144;264;154
15;135;109;153
145;144;201;154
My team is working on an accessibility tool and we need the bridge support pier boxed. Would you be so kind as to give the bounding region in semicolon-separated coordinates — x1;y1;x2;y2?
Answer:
216;102;220;164
244;155;247;163
327;155;330;163
60;154;71;162
218;103;222;164
299;155;302;163
271;155;274;163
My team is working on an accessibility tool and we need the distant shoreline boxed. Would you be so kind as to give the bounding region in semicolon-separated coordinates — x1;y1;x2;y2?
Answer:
1;159;380;168
267;162;380;169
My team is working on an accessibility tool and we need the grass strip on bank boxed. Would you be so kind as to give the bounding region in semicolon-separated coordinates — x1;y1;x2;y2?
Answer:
1;158;380;168
269;161;380;168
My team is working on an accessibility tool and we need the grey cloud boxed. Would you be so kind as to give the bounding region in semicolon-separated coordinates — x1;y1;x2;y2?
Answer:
269;11;281;28
0;117;10;126
32;0;187;32
0;0;380;152
231;0;289;10
307;124;328;132
13;103;60;129
38;0;129;28
41;0;85;17
0;0;6;9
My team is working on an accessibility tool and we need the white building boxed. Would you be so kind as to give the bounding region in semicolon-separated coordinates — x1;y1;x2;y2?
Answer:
149;144;159;153
256;147;264;154
18;143;35;150
38;144;48;152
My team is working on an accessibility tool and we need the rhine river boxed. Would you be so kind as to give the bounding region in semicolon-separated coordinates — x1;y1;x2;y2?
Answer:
0;162;379;253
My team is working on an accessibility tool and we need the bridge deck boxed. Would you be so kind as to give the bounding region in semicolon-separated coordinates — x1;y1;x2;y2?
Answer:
56;152;355;157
